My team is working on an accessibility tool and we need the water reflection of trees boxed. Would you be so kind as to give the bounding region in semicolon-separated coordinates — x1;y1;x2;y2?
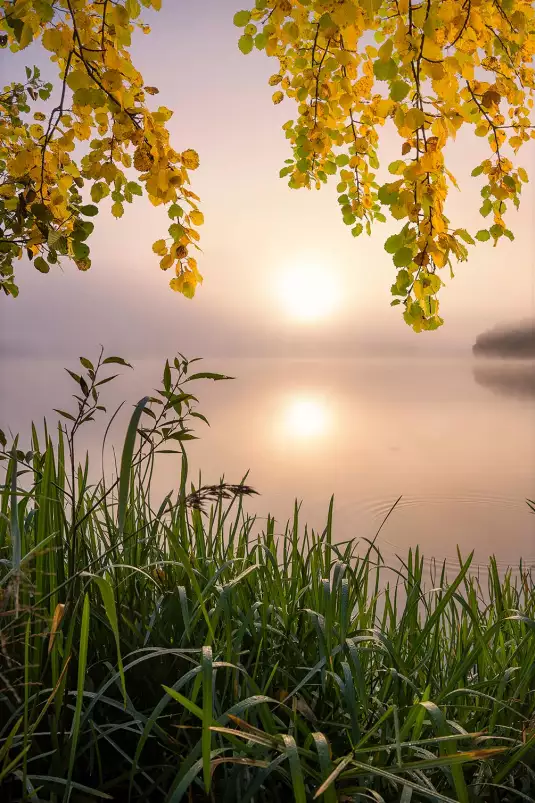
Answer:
472;361;535;400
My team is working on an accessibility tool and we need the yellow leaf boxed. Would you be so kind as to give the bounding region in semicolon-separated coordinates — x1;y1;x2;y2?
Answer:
42;28;62;53
19;22;34;50
29;124;44;139
272;91;284;105
153;105;174;123
67;70;91;91
49;603;65;654
102;70;123;93
181;149;200;170
422;39;442;62
152;239;167;255
160;254;174;270
378;38;393;61
170;271;200;298
374;99;394;119
189;210;204;226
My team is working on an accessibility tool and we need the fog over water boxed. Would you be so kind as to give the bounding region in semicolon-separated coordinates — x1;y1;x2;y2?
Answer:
1;354;534;568
1;0;534;569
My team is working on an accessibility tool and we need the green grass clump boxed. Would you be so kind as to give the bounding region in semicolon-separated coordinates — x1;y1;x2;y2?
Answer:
1;352;534;803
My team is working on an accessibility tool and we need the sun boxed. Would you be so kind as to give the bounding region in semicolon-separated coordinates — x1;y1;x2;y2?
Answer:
277;258;340;322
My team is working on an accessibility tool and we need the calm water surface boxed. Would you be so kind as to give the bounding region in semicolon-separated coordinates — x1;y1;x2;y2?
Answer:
1;356;534;567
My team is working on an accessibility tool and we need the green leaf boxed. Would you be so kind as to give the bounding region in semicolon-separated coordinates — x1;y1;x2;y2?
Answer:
65;594;90;799
393;247;413;267
54;409;76;422
126;181;143;196
255;32;268;49
118;397;150;537
80;204;99;217
233;10;251;26
24;777;112;799
373;58;397;81
391;268;411;295
169;223;185;240
283;735;307;803
34;0;55;22
312;734;337;803
475;229;490;242
72;241;90;260
10;449;21;573
480;198;492;217
163;360;171;391
390;80;410;101
378;184;399;205
456;229;475;245
31;202;52;222
384;233;404;254
34;256;49;273
319;13;335;30
388;159;405;175
238;34;254;54
72;221;94;242
19;23;33;49
126;0;141;17
91;182;109;202
80;357;94;371
90;575;126;706
102;356;132;368
168;203;183;219
185;372;232;382
202;646;213;793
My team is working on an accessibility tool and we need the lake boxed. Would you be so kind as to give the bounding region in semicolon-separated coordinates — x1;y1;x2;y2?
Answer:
1;355;534;569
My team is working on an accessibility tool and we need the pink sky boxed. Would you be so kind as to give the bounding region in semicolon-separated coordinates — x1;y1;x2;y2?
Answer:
1;0;534;359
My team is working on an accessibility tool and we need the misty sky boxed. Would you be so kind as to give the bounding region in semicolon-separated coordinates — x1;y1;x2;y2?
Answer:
1;0;534;361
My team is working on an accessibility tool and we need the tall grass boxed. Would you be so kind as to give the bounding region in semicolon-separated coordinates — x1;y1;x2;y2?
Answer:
1;353;534;802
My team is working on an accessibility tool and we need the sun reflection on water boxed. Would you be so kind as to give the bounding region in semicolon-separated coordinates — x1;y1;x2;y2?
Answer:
281;395;332;441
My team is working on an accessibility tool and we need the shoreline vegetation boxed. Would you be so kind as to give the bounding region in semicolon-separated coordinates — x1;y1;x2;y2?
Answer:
1;354;534;802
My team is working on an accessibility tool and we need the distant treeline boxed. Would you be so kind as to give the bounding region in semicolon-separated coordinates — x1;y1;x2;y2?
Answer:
473;321;535;358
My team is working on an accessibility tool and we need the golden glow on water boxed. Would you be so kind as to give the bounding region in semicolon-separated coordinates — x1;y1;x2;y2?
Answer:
282;395;332;440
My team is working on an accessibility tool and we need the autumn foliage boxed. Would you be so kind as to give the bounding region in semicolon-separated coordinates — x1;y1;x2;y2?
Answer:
236;0;535;330
1;1;534;330
0;0;202;300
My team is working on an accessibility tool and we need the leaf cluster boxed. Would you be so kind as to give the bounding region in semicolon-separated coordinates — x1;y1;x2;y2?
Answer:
0;0;202;298
235;0;535;330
